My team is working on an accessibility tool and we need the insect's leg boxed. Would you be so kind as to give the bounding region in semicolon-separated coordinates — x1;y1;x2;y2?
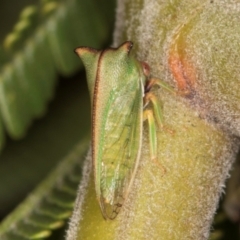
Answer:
143;109;157;160
144;92;163;129
145;78;176;94
144;92;174;134
143;109;166;174
146;77;191;96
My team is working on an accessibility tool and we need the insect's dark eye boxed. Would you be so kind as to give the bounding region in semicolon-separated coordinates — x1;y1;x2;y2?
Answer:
141;62;150;76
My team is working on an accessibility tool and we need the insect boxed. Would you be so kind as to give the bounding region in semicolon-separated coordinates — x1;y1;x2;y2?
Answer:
75;41;173;220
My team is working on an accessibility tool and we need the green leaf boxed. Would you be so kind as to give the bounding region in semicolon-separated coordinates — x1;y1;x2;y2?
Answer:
0;137;89;240
0;0;113;144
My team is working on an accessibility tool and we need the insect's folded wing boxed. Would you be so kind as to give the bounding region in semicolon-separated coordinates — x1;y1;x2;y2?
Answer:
99;92;143;219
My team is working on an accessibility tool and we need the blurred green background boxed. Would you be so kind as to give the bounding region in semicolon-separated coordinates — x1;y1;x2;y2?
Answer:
0;0;115;239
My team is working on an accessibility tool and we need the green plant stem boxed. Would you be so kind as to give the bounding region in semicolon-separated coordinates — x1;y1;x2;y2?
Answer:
68;92;238;239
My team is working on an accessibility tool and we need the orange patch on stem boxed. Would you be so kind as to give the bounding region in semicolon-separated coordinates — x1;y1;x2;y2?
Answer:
168;46;197;93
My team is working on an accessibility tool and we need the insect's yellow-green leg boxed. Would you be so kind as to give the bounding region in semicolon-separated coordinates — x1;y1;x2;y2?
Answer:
144;108;167;174
146;78;175;94
147;77;191;96
143;109;157;160
144;77;176;129
144;92;163;129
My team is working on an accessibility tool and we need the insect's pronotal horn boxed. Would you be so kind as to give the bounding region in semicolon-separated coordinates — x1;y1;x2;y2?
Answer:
74;47;100;69
118;41;133;54
75;47;101;99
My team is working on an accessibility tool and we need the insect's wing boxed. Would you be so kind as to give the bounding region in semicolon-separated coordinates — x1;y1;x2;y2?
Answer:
77;42;145;219
98;87;143;219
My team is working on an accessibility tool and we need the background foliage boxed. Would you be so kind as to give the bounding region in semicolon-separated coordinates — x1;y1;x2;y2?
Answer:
0;0;115;239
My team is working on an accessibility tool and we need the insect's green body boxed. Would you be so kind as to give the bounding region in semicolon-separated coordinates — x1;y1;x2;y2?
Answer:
75;42;169;219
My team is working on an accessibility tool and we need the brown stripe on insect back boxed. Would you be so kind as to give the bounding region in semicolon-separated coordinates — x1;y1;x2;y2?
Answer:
91;48;108;184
